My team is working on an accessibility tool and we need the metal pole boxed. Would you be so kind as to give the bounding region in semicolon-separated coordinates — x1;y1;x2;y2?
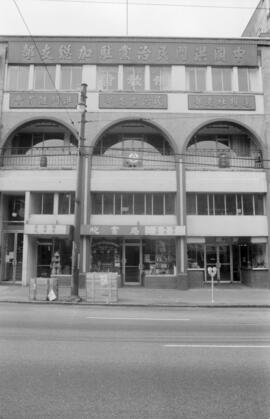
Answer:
126;0;129;36
71;83;87;300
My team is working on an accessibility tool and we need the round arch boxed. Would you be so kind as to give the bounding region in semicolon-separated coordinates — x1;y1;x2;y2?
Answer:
2;116;79;149
91;117;178;155
182;117;264;153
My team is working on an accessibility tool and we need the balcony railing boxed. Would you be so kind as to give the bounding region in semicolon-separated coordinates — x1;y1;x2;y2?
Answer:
0;147;78;169
184;149;263;170
0;147;263;171
92;149;176;170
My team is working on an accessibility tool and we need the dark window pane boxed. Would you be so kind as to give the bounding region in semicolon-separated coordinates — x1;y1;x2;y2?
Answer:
122;193;133;214
254;194;264;215
134;193;145;214
146;195;152;215
187;193;196;215
197;194;208;215
165;193;175;215
242;194;253;215
42;194;54;214
92;193;102;214
226;194;236;215
214;194;225;215
208;194;214;215
187;244;204;268
58;192;75;214
153;193;164;215
237;194;243;215
103;193;114;214
115;194;121;214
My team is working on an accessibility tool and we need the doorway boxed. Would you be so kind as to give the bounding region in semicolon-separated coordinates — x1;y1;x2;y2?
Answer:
124;243;142;285
206;244;232;282
3;232;23;282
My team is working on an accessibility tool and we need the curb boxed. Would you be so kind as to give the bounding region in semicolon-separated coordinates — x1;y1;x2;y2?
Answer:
0;299;270;308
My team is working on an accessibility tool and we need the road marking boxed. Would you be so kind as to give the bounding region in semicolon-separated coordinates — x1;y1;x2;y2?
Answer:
164;344;270;348
86;316;190;321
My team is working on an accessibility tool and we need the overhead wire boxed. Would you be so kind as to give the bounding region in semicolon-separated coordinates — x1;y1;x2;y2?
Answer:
33;0;263;12
12;0;78;133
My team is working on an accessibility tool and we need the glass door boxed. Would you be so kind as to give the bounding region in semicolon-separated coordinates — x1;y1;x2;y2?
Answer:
3;233;23;282
124;244;141;284
205;244;232;282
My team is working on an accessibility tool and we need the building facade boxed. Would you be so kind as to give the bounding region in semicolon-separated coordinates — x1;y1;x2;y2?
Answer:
242;0;270;37
0;36;270;288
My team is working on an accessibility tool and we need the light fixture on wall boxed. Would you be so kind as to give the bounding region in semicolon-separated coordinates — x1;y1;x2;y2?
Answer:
11;199;17;218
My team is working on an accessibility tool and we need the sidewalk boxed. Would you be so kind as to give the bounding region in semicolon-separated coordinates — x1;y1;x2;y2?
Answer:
0;283;270;306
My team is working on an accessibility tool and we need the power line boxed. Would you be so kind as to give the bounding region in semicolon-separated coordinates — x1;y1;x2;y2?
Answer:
33;0;262;12
12;0;78;132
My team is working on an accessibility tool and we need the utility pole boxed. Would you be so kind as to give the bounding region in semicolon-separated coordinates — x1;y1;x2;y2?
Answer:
71;83;87;300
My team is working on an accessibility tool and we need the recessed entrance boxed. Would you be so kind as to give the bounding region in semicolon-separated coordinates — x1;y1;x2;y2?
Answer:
124;243;142;285
3;232;23;282
206;244;232;282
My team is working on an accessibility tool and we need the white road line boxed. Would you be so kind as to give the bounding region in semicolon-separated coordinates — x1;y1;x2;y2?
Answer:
164;344;270;348
86;316;190;321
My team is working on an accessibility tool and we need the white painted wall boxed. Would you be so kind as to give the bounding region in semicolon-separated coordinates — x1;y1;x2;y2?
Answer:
28;214;74;225
0;170;76;191
186;171;267;193
187;215;268;236
91;170;177;191
91;215;177;225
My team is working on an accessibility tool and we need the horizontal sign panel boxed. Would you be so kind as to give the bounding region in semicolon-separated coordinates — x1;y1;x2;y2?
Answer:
81;225;186;236
25;224;71;235
9;92;78;108
188;94;256;110
8;40;257;66
99;93;168;109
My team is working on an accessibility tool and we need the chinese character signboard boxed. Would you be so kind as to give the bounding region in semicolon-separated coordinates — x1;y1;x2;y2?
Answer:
81;225;186;236
25;224;71;235
8;40;258;66
99;93;168;109
9;92;78;108
188;94;256;111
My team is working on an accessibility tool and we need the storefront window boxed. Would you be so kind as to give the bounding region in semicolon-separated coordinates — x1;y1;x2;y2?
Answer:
37;238;72;277
91;239;121;273
240;243;267;269
143;239;176;275
187;244;204;269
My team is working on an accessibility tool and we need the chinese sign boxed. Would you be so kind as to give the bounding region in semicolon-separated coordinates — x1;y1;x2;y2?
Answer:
10;92;78;108
8;40;257;66
81;225;186;236
25;224;71;235
99;93;168;109
188;94;256;111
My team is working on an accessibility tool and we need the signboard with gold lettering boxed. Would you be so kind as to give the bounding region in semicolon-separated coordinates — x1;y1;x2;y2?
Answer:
99;93;168;109
8;40;258;66
25;224;71;235
9;92;78;108
81;225;186;236
188;94;256;111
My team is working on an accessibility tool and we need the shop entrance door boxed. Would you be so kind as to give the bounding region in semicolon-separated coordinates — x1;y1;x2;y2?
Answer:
3;233;23;282
124;244;141;285
206;244;232;282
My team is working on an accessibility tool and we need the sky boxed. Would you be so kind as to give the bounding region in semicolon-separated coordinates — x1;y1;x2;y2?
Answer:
0;0;260;38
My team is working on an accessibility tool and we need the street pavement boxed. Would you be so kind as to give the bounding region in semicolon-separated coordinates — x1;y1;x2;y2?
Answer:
0;304;270;419
0;283;270;306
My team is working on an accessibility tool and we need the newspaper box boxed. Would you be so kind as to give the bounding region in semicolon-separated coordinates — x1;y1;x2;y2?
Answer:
86;272;119;303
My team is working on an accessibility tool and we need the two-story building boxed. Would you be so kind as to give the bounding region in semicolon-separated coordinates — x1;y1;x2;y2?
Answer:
0;36;269;288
